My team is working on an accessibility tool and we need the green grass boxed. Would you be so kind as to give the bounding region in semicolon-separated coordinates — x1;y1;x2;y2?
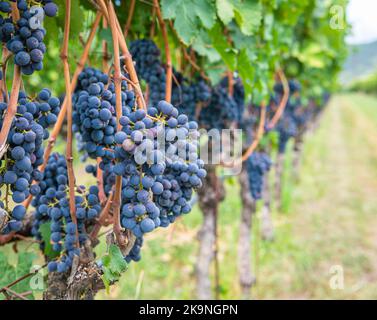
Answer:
2;93;377;300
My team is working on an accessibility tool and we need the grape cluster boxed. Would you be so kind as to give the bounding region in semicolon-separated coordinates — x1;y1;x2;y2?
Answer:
273;80;301;96
274;80;302;153
125;236;143;262
129;39;212;121
72;68;135;163
74;67;110;160
276;114;297;153
0;1;58;75
0;88;60;234
31;153;101;273
171;74;211;121
220;76;245;125
113;101;205;235
76;67;109;92
246;152;272;200
129;39;166;107
86;103;206;263
86;100;205;263
74;65;206;265
130;39;241;130
198;84;238;130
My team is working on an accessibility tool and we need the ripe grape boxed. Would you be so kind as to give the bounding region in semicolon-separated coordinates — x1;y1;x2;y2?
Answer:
1;1;59;74
31;153;101;273
246;152;272;200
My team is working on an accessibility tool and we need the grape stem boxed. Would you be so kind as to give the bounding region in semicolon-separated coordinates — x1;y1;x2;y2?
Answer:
0;0;23;151
96;157;107;205
123;0;136;38
2;286;29;300
0;65;22;160
106;0;127;248
182;47;209;82
42;13;102;171
102;17;110;73
78;35;92;66
150;5;157;38
0;231;15;245
267;68;290;129
0;48;12;103
221;102;267;167
240;102;266;162
227;70;234;97
61;0;79;248
154;0;172;103
120;75;145;105
22;12;102;212
10;1;20;20
0;263;47;295
97;16;110;205
168;20;209;82
95;0;146;110
90;191;114;240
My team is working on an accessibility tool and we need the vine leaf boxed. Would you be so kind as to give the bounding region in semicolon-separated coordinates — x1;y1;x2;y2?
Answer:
13;252;36;296
99;29;114;54
161;0;216;45
0;252;16;296
101;244;128;293
191;30;221;63
216;0;234;25
233;0;262;36
0;252;36;300
237;48;256;95
208;22;237;70
216;0;262;35
40;222;60;260
294;43;327;68
193;0;217;29
54;0;84;41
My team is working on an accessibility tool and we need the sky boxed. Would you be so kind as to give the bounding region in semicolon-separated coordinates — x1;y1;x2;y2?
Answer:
347;0;377;44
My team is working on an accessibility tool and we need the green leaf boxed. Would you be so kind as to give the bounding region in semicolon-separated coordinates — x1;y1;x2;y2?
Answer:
193;0;217;29
191;30;221;63
79;0;96;11
13;253;36;297
216;0;234;25
294;43;326;68
54;0;84;41
237;49;256;96
173;12;198;45
0;252;36;300
206;66;226;84
101;245;128;293
161;0;216;45
99;28;114;54
233;0;262;36
263;13;274;41
0;252;16;291
208;23;237;70
104;245;128;275
161;0;197;44
39;223;60;260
